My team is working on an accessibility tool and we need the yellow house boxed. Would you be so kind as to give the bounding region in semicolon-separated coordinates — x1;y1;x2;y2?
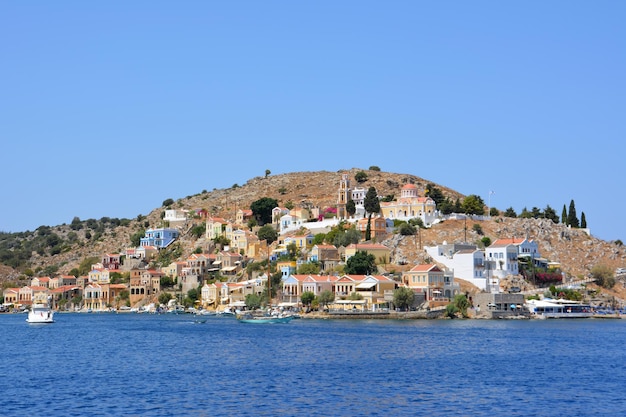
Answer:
341;274;398;306
344;243;390;264
205;217;229;240
356;217;388;241
402;264;445;301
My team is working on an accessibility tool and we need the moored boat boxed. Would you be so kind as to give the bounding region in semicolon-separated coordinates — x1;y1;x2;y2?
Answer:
26;296;54;324
236;312;294;324
526;298;593;319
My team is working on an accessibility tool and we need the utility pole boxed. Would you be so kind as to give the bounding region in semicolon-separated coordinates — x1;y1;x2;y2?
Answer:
464;215;467;242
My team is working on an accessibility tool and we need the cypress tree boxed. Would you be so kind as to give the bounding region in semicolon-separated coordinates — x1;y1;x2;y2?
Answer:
581;212;587;228
363;187;380;242
561;205;568;225
567;200;579;228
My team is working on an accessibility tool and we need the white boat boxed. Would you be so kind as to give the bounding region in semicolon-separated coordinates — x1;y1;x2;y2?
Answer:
237;313;294;324
26;296;54;324
526;298;593;319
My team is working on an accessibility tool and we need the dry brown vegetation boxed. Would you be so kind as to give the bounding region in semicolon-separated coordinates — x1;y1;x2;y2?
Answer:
2;168;625;302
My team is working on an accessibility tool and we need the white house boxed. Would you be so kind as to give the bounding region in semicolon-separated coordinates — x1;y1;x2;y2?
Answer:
486;241;519;279
424;243;499;292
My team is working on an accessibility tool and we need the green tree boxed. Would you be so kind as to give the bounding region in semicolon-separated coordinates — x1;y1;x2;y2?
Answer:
345;251;376;275
257;224;278;244
130;229;145;247
159;292;173;305
445;303;459;318
298;262;320;274
364;187;380;216
393;287;414;311
312;234;326;245
162;198;174;207
520;207;532;219
285;242;298;260
398;223;416;236
438;198;454;215
591;264;615;289
70;216;83;230
369;166;381;171
531;207;542;218
568;200;579;228
318;290;335;309
265;169;271;178
160;275;175;287
346;199;356;217
364;186;380;241
425;183;445;206
544;205;559;224
191;223;205;238
504;207;517;218
581;212;587;228
461;195;485;215
408;217;424;228
301;291;315;306
109;272;123;284
250;197;278;225
187;288;200;304
561;204;568;225
355;171;368;183
447;294;471;318
245;293;262;310
489;207;500;217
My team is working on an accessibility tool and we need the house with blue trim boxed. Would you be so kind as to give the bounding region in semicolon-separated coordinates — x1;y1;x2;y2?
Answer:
140;227;179;248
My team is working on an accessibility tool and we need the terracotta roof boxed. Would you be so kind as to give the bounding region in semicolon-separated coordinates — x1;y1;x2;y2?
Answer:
408;264;442;273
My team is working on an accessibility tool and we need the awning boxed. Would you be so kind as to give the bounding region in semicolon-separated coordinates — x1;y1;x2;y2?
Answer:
335;300;367;304
212;261;222;265
221;266;237;272
432;290;442;294
356;282;376;289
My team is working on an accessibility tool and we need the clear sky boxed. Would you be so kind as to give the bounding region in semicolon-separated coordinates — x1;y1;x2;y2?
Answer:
1;1;624;242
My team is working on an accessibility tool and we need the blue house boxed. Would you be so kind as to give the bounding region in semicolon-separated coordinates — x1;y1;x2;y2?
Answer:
140;228;179;248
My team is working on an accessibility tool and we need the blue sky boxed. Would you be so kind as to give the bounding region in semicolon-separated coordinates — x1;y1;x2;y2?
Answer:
1;1;624;242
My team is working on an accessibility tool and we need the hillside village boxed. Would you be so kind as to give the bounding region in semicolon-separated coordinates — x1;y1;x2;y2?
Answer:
2;168;626;318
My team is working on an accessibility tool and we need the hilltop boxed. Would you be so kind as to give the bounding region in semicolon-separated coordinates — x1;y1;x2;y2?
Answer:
1;168;625;301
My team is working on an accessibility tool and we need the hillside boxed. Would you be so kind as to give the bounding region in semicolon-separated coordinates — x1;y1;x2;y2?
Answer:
1;168;625;301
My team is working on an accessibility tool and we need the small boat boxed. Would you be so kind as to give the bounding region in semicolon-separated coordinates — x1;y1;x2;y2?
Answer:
26;296;54;324
236;312;294;324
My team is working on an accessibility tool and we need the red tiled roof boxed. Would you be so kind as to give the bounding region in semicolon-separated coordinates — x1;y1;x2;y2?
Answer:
408;264;442;272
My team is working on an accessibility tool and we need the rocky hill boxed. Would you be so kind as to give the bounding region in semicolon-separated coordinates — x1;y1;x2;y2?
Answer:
1;168;625;301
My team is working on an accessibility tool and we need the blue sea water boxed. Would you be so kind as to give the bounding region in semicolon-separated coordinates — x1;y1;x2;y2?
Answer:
1;313;625;416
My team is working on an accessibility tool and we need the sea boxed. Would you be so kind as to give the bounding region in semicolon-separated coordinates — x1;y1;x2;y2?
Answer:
1;312;625;417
